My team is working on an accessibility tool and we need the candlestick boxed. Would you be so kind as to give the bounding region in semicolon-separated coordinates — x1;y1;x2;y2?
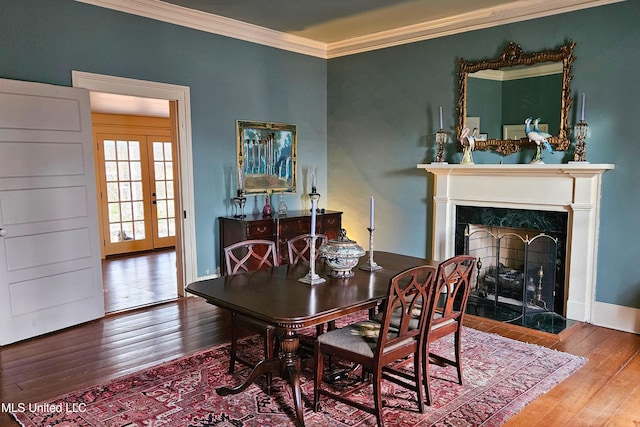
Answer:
232;189;246;218
435;129;447;163
360;227;382;271
299;190;325;284
369;196;375;229
580;93;585;122
439;106;443;130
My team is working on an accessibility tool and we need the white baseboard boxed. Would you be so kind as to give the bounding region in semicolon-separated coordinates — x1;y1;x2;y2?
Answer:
591;301;640;334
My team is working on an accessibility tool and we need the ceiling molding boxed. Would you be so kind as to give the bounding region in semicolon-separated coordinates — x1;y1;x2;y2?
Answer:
75;0;327;58
325;0;625;58
76;0;624;59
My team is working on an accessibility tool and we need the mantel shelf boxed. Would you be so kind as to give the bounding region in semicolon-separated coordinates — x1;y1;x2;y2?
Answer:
417;163;615;176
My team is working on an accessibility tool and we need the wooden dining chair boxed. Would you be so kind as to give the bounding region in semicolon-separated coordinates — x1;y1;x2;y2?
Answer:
223;239;279;393
313;265;437;427
422;254;476;405
286;233;328;265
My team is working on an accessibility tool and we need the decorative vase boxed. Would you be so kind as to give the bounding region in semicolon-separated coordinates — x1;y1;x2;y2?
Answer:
277;194;288;215
262;195;272;216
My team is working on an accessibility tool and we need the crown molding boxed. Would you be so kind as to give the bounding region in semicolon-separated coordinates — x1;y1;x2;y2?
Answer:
75;0;327;58
326;0;625;58
76;0;625;60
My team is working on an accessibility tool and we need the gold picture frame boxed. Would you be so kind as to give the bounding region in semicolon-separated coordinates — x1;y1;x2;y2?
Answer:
236;120;297;195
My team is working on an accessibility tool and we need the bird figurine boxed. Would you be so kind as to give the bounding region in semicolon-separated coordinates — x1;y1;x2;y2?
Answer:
459;127;476;165
525;117;553;163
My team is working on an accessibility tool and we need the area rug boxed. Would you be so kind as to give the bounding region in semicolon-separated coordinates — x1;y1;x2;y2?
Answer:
11;324;585;427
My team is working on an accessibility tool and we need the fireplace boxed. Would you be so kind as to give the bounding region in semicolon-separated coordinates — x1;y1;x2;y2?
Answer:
417;163;614;325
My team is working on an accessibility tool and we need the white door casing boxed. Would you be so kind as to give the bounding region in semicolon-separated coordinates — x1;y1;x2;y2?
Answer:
0;78;105;345
71;71;197;290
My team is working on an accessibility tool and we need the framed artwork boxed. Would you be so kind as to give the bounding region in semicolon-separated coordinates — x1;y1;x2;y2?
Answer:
236;120;297;195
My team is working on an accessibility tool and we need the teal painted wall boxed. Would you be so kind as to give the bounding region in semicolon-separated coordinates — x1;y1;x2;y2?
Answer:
0;0;327;275
1;0;638;311
327;1;640;309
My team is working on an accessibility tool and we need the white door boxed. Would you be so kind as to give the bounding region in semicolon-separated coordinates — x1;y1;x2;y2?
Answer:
0;78;105;345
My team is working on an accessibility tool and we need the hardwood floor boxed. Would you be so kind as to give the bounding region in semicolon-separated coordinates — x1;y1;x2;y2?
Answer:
102;249;178;313
1;299;639;426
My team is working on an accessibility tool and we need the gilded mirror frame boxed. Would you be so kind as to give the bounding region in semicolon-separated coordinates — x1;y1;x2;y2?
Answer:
236;120;297;195
457;41;576;155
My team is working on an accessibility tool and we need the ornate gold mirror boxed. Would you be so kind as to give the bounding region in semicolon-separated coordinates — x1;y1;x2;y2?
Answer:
457;41;575;155
236;120;297;195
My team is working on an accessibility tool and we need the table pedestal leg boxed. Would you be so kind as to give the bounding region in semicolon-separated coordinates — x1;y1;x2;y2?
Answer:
280;330;304;426
216;329;306;427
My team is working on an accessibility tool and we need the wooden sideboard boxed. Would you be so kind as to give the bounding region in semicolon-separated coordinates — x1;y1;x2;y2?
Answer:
219;210;342;273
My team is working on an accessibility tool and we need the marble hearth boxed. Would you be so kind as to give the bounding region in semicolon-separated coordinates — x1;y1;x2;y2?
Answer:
417;163;614;323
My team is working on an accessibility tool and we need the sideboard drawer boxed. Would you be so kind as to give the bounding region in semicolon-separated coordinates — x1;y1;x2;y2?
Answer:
247;221;274;238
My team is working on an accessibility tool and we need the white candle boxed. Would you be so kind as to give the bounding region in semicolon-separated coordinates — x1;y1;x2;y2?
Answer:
311;164;317;189
310;198;317;237
580;93;586;121
439;106;443;129
369;196;375;229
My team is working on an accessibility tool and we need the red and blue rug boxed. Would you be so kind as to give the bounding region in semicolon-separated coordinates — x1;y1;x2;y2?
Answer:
11;325;585;426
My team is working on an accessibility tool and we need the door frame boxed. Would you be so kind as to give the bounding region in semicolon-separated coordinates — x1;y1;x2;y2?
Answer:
72;71;197;295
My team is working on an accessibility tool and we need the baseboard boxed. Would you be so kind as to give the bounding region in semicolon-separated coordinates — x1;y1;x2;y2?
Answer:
591;301;640;334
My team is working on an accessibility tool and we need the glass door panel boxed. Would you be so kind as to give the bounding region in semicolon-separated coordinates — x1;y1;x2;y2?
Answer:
149;138;176;248
98;135;153;256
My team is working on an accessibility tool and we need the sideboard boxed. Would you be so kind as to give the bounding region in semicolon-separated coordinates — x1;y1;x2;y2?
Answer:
219;210;342;273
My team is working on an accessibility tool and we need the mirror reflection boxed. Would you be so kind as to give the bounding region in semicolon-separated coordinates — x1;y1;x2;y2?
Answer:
457;41;575;154
236;120;297;195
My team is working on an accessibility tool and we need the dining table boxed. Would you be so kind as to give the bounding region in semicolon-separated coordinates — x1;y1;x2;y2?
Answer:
185;251;440;427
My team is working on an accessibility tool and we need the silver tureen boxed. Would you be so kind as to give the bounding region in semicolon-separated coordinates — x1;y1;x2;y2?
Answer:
318;229;365;278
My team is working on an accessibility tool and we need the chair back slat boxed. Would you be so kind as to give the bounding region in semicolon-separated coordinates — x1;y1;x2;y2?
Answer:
429;255;476;335
224;239;279;275
376;265;437;359
286;233;328;264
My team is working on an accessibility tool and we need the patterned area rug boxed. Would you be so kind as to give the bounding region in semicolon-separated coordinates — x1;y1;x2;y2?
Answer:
12;323;585;427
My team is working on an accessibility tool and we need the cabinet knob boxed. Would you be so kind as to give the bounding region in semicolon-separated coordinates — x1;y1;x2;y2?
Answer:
0;228;7;237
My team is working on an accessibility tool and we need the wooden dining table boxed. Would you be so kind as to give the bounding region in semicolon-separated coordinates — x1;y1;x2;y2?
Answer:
186;251;439;427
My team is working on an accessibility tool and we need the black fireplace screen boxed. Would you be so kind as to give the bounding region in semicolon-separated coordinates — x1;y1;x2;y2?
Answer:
455;206;567;322
464;226;558;320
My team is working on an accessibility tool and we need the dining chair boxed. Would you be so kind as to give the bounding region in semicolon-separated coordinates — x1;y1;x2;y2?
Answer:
313;265;438;427
286;233;328;265
422;254;476;404
223;239;279;393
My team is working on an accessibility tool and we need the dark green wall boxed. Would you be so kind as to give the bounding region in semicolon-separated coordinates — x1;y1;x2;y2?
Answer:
327;1;640;310
0;0;327;275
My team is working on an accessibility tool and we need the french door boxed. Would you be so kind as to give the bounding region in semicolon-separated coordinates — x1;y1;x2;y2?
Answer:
96;133;176;256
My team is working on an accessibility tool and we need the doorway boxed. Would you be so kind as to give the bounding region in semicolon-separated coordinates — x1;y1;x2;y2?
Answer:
72;71;198;309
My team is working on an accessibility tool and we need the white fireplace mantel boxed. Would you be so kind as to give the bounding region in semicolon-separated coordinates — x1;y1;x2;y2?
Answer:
417;163;615;323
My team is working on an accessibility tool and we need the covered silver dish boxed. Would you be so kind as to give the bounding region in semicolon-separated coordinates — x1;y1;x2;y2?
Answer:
318;229;365;278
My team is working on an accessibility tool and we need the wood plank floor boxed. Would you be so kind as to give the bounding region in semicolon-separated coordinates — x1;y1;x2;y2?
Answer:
2;299;639;426
102;249;178;313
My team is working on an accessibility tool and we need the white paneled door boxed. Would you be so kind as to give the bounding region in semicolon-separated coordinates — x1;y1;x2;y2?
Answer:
0;78;105;345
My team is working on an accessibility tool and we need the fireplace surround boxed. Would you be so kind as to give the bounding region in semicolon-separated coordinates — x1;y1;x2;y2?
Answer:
417;163;614;323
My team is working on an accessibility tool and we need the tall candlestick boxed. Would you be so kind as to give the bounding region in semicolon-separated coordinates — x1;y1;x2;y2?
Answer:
439;106;443;129
369;196;375;229
580;93;586;121
310;198;317;237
